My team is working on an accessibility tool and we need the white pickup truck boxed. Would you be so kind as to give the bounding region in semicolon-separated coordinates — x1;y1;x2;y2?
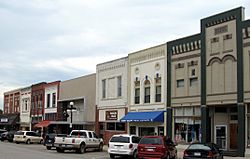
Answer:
54;130;104;154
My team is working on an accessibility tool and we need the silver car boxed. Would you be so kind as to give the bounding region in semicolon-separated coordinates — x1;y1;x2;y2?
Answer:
108;134;141;159
14;131;43;144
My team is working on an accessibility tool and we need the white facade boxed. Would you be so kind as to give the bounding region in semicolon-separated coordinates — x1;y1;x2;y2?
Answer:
44;85;58;115
96;57;128;110
127;44;167;136
128;44;167;111
96;57;128;143
20;87;31;130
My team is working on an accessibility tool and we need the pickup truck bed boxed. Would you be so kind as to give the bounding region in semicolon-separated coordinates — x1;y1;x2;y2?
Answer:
54;130;103;154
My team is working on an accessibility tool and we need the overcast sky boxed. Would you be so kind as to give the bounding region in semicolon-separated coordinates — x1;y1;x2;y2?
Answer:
0;0;249;109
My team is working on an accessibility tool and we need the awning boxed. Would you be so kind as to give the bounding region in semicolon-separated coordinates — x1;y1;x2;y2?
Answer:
34;120;51;128
120;111;164;122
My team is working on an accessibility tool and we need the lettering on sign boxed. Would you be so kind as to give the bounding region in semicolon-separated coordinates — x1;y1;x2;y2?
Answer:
1;118;8;123
106;111;118;120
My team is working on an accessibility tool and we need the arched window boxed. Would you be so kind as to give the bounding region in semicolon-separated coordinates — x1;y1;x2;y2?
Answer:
155;77;161;102
134;81;140;104
144;80;151;103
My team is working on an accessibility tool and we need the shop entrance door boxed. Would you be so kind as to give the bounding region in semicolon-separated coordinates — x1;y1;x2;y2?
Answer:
230;123;237;149
139;127;155;136
215;125;227;149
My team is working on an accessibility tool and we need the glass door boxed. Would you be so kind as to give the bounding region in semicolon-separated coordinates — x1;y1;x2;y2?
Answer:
215;125;227;149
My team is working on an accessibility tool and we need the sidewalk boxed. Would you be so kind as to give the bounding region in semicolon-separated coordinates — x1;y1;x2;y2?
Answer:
103;144;250;159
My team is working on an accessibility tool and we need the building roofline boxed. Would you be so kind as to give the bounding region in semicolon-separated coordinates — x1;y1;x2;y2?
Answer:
61;73;96;83
128;43;166;56
96;56;128;67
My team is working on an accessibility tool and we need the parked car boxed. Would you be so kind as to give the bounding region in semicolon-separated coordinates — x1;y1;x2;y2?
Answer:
0;131;16;142
108;134;141;159
0;132;8;141
0;129;7;136
44;133;67;150
54;130;103;154
13;131;43;144
183;142;223;159
138;136;177;159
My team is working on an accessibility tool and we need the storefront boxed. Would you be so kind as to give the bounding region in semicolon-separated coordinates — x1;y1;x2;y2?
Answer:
173;107;201;143
0;114;20;131
97;108;127;144
120;111;165;137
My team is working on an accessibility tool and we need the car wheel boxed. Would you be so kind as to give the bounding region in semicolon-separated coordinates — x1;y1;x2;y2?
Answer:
46;146;52;150
39;139;43;144
78;143;85;154
26;139;31;144
133;149;138;159
109;154;115;159
56;147;64;153
98;143;103;152
15;141;19;144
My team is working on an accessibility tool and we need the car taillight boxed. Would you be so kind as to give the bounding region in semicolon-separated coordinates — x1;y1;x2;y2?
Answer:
129;144;133;149
183;150;188;157
207;151;213;157
23;136;26;138
72;139;75;143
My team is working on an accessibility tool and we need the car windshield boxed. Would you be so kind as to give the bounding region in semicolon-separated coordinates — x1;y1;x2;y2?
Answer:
188;144;211;150
110;136;130;143
15;131;24;135
139;137;162;145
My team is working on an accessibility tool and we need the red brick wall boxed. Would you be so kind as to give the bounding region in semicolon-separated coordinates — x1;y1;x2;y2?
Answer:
95;105;100;134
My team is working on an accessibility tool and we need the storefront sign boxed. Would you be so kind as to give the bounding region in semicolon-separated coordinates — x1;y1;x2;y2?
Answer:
1;118;8;123
106;111;118;120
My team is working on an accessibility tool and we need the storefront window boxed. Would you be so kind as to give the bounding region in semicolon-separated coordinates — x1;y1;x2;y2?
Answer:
130;126;136;135
107;123;115;130
116;123;125;131
158;127;164;136
139;127;155;136
174;120;201;143
107;122;125;131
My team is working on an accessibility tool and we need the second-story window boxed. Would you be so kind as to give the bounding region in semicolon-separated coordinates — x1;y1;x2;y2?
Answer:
155;77;161;102
25;100;28;111
177;79;184;88
134;81;140;104
102;79;106;99
47;94;50;108
52;93;56;107
144;80;150;103
117;76;122;97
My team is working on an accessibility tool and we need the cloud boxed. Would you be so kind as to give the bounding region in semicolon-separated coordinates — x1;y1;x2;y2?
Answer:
0;0;249;110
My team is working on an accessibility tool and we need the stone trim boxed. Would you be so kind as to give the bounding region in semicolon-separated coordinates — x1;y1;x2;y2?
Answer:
172;53;200;62
98;63;126;73
129;49;165;64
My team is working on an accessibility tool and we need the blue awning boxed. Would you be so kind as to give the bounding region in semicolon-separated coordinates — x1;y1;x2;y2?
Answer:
120;111;164;122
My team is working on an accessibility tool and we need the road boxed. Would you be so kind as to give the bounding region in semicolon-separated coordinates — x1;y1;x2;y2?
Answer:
0;141;110;159
0;141;248;159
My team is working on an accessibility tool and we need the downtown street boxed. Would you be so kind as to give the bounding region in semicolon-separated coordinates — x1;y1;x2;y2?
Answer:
0;141;109;159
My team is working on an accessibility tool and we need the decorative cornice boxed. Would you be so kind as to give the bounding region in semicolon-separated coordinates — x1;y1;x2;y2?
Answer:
130;49;165;64
98;63;126;73
172;53;200;62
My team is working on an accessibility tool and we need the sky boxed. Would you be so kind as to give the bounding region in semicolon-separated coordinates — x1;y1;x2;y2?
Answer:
0;0;249;109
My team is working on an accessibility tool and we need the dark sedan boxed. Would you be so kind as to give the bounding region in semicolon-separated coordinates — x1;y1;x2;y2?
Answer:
0;131;15;142
183;143;223;159
44;134;67;150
